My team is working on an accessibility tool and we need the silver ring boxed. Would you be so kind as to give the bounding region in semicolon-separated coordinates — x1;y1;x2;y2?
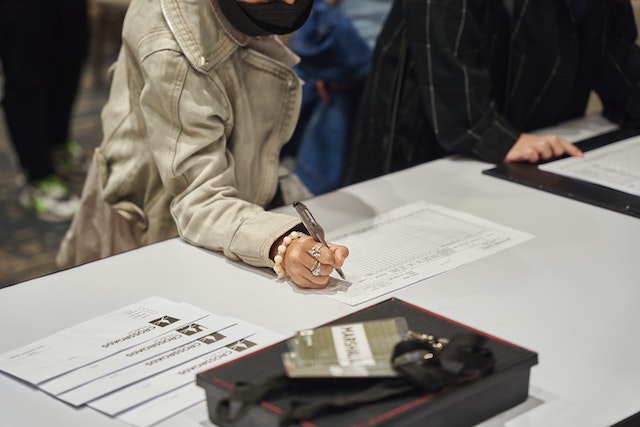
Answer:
310;260;321;277
307;245;322;260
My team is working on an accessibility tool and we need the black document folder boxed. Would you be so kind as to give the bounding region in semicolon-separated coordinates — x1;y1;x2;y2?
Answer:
483;128;640;218
196;298;538;427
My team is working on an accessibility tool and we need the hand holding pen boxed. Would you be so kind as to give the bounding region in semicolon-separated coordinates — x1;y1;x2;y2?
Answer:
294;201;346;279
272;201;348;289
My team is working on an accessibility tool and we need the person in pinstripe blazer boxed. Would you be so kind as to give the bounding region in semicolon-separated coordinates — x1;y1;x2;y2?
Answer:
343;0;640;185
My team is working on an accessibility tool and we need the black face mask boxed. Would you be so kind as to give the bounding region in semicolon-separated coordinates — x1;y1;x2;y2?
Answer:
218;0;313;37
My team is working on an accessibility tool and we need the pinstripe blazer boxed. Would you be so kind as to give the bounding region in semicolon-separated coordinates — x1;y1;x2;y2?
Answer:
344;0;640;185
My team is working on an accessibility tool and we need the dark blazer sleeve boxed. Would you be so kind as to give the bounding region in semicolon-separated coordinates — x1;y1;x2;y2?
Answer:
595;1;640;129
402;0;519;163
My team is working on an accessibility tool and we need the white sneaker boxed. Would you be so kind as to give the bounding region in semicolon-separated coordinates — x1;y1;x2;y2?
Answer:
18;175;80;222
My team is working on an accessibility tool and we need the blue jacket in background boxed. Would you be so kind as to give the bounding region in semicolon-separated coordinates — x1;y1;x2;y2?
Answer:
286;0;372;195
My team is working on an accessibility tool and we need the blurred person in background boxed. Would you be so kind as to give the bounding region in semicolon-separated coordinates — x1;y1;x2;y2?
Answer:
283;0;392;196
0;0;89;222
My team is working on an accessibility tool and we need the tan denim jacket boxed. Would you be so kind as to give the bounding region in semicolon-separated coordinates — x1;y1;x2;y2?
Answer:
95;0;303;268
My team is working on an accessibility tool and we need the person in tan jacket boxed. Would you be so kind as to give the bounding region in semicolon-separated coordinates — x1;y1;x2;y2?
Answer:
57;0;348;289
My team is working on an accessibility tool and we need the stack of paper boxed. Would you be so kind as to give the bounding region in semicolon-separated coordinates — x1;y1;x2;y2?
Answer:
0;296;283;427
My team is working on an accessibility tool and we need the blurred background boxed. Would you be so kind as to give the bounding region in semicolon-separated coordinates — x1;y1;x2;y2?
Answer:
1;0;639;288
0;0;128;287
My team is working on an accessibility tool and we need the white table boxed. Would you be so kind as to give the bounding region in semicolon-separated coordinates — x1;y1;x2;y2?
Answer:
1;116;639;427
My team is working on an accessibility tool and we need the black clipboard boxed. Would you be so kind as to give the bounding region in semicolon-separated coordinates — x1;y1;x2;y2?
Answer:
482;128;640;219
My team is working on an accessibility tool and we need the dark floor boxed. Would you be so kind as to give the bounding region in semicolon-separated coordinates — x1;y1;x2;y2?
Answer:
0;54;113;288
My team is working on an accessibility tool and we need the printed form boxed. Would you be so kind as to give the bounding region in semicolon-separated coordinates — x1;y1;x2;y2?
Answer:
57;321;257;406
539;135;640;197
0;296;210;385
40;315;237;398
96;328;283;425
323;202;534;306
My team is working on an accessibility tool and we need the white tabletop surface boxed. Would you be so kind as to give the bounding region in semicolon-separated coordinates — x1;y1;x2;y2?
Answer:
1;116;639;427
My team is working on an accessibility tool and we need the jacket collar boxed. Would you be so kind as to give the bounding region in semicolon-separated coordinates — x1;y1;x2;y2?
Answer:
160;0;298;72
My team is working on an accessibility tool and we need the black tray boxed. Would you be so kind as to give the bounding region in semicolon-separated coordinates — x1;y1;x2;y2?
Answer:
197;298;538;427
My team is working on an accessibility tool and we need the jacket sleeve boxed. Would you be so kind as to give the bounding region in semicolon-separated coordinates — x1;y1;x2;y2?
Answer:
138;49;301;268
595;2;640;129
402;0;519;163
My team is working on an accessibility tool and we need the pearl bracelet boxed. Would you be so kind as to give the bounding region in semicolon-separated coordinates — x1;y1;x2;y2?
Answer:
273;230;303;279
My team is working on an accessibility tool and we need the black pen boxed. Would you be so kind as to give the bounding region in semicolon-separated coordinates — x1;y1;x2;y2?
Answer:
293;201;346;279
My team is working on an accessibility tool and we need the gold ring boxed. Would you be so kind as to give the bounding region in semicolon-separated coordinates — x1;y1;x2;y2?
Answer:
310;260;321;277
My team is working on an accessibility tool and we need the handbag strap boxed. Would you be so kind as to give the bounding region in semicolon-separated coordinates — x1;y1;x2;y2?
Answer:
392;332;495;390
216;374;292;424
281;378;415;425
